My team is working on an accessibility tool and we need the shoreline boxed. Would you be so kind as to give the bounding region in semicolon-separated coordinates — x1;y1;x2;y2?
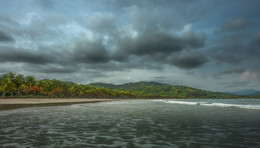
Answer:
1;98;258;111
0;98;119;111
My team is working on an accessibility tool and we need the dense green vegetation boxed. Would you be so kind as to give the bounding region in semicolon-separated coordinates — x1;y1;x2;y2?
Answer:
0;72;137;98
90;81;245;98
0;72;254;99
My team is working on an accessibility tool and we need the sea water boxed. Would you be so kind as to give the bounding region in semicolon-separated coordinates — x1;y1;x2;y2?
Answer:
0;99;260;147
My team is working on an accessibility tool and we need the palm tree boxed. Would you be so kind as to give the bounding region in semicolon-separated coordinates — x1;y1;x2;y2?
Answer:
68;84;77;98
0;74;9;97
0;73;15;97
14;74;25;98
61;82;71;97
37;80;46;97
25;75;36;97
37;79;54;97
8;72;15;97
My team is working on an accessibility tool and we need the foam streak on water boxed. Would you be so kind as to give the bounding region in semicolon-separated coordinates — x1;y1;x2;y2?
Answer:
154;99;260;110
0;100;260;147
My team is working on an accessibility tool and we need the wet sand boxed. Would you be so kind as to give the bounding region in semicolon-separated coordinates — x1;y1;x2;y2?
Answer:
0;98;119;111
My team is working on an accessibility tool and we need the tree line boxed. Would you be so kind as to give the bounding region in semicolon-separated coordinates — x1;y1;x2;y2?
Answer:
90;82;245;99
1;72;250;99
0;72;138;98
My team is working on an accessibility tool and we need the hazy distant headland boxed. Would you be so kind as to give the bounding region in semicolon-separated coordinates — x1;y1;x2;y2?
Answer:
0;72;259;99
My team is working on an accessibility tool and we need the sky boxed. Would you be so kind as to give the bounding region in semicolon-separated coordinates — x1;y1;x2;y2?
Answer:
0;0;260;92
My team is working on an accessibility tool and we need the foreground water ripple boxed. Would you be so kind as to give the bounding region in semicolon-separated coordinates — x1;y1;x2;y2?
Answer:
0;99;260;147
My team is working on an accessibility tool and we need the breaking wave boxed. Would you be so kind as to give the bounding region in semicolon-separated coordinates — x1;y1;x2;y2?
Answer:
153;100;260;110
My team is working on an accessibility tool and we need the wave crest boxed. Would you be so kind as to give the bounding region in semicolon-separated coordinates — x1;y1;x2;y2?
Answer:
153;100;260;110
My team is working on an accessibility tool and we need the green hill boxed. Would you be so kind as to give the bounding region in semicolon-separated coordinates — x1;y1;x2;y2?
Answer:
90;81;239;98
89;83;117;89
91;81;167;90
250;91;260;96
0;72;245;99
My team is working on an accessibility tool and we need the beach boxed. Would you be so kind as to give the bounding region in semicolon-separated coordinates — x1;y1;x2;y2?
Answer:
0;98;118;111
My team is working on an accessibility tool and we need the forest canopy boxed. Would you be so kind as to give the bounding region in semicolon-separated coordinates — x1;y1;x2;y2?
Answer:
0;72;251;99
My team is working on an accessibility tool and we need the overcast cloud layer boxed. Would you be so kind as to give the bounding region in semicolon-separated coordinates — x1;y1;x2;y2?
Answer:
0;0;260;91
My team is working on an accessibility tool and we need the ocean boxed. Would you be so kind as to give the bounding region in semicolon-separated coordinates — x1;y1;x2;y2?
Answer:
0;99;260;147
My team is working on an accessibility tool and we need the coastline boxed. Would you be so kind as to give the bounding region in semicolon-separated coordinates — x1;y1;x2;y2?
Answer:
0;98;119;111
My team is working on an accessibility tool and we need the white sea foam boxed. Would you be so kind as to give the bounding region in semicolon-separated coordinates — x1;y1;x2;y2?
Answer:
151;100;165;102
152;100;260;110
202;103;260;110
167;100;204;105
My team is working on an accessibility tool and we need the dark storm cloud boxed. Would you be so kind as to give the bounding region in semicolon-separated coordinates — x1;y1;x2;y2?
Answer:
219;67;245;74
0;46;55;64
250;33;260;47
20;16;67;41
39;67;77;73
209;27;260;79
69;40;110;64
0;31;13;42
0;15;19;32
211;31;260;66
167;53;209;70
23;64;78;74
246;33;260;65
218;81;250;89
111;0;194;8
85;13;117;34
84;59;163;72
0;0;208;72
210;32;249;65
221;18;250;32
112;27;206;67
214;54;242;64
117;31;184;56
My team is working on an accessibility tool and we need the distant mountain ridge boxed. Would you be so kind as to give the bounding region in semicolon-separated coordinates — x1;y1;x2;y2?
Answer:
228;89;260;96
90;81;239;98
250;91;260;96
90;81;168;89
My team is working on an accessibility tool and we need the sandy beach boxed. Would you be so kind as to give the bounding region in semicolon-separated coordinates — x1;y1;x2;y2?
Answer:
0;98;119;110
